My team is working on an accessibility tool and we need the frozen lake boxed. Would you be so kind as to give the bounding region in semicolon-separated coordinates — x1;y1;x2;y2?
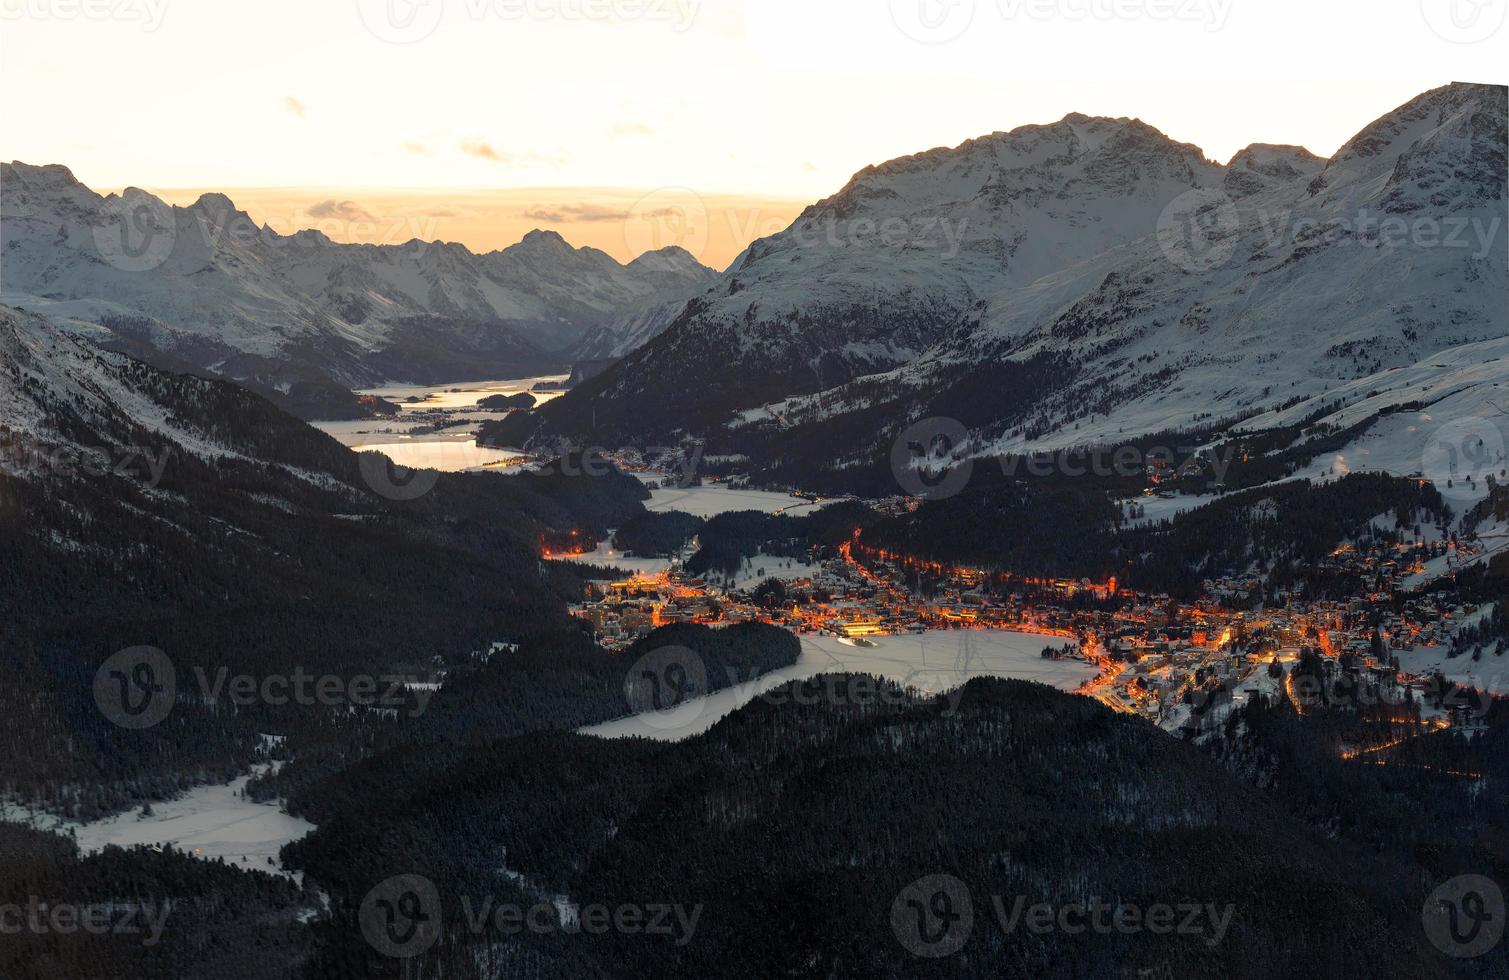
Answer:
348;438;527;473
314;375;565;470
579;629;1096;742
360;376;569;411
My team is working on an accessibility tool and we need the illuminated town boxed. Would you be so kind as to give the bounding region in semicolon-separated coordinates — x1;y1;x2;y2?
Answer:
559;503;1500;741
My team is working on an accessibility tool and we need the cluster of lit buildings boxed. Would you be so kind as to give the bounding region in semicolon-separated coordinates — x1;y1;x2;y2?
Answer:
562;512;1495;739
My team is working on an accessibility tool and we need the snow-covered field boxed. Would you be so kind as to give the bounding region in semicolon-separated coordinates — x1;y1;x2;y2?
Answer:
729;553;822;588
1395;648;1509;695
645;483;830;519
3;766;315;881
579;629;1095;742
548;540;673;576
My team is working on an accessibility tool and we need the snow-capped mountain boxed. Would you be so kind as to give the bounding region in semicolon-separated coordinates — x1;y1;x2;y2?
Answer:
0;164;714;414
506;82;1507;490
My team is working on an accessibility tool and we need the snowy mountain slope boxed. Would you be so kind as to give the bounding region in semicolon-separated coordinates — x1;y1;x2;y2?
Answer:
0;164;714;409
518;112;1228;433
1231;334;1509;509
566;249;719;360
508;82;1507;493
0;303;360;490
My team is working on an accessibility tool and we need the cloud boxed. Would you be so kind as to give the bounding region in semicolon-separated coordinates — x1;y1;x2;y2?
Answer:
402;140;430;155
461;140;510;163
522;202;635;224
610;122;655;139
308;199;377;223
522;202;684;224
284;96;306;118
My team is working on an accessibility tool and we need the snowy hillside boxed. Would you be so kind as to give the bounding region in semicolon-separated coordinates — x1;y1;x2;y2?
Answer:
511;82;1507;494
0;164;714;410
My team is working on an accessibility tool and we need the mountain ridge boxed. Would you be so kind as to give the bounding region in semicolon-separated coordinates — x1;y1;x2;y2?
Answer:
497;81;1507;495
0;163;717;415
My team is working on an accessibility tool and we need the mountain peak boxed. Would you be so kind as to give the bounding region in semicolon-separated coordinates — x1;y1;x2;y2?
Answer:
3;160;82;187
627;245;712;276
191;191;239;214
519;228;572;250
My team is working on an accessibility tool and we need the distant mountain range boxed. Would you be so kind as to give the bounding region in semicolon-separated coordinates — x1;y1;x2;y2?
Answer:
0;163;715;416
499;82;1507;492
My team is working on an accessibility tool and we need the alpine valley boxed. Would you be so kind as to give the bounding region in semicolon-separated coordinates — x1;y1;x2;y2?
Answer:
3;77;1509;980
